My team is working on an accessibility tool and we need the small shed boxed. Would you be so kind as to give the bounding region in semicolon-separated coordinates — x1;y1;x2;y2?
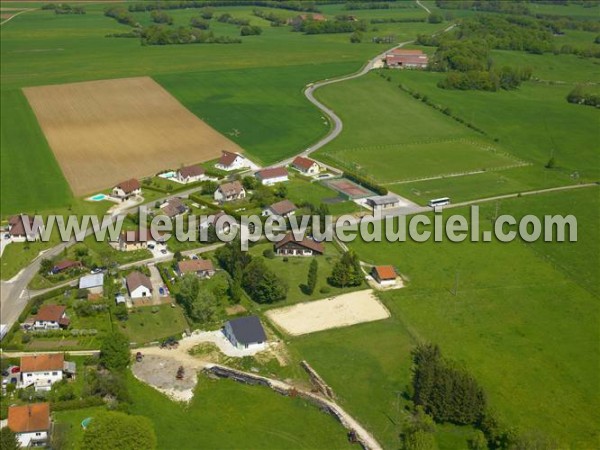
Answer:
371;265;397;286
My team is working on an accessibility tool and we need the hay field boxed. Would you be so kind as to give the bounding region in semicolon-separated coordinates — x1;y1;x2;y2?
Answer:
23;77;242;195
266;290;390;336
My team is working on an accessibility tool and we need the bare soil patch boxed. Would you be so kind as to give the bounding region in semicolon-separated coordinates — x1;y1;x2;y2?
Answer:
266;289;390;336
23;77;243;195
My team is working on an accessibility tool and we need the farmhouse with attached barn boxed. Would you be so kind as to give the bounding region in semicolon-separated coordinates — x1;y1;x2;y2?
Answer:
177;259;215;278
176;165;206;184
112;178;141;201
291;156;320;175
255;167;289;186
223;316;267;351
274;232;324;256
371;265;397;287
126;271;153;299
384;49;428;69
7;214;43;242
8;403;51;448
215;151;250;171
20;353;69;391
214;181;246;203
262;199;297;218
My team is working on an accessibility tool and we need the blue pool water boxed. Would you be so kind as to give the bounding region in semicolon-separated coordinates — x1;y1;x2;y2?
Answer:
90;194;106;201
159;171;177;179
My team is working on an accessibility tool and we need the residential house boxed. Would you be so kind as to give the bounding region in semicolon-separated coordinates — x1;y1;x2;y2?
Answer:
262;200;297;218
223;316;267;351
112;178;141;201
126;271;153;299
160;197;188;218
385;49;428;69
291;156;320;175
371;265;397;287
255;167;288;186
115;228;158;251
177;259;215;278
215;151;249;171
51;260;82;274
214;181;246;203
176;165;206;184
20;354;64;391
366;195;400;212
78;273;104;295
274;232;324;256
8;215;43;242
7;403;51;448
29;305;70;331
198;211;234;235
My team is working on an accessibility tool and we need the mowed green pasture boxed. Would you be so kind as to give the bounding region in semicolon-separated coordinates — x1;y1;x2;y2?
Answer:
0;89;72;216
387;69;600;181
292;188;599;449
128;374;352;450
326;138;520;183
391;165;579;205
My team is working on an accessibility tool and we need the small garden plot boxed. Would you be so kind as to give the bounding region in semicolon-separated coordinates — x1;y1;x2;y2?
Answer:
266;289;390;336
115;304;188;346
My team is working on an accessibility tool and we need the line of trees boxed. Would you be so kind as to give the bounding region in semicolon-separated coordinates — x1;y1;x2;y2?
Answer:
104;6;138;27
252;8;288;26
217;13;250;26
344;2;417;10
151;10;173;25
293;18;368;35
128;1;318;13
567;85;600;107
141;25;242;45
42;3;86;14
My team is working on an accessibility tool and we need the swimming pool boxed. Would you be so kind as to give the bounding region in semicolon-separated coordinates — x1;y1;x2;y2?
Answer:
81;417;93;429
159;171;177;179
89;194;107;201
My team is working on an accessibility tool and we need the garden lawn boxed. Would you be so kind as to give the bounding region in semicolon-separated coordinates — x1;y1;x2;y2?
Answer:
53;406;107;450
284;175;360;215
127;373;352;450
291;188;600;449
115;303;188;345
248;242;363;308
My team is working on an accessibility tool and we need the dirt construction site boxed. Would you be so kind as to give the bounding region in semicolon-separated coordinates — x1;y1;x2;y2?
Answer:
23;76;243;195
265;289;390;336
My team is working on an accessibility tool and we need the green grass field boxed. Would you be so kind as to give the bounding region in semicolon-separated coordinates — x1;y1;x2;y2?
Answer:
291;188;599;449
127;373;352;450
115;304;189;345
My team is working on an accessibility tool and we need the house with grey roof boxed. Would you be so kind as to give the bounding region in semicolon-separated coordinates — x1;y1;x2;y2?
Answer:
223;316;267;350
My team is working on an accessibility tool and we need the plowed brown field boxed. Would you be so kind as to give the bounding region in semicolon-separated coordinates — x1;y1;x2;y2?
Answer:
23;77;242;195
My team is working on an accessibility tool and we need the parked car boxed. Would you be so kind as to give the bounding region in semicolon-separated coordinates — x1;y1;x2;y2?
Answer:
159;287;165;296
160;249;167;255
191;254;199;260
90;268;102;274
148;244;155;250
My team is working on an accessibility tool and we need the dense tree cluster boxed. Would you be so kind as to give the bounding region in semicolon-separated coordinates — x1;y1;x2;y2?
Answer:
328;251;363;288
216;240;287;304
99;332;130;372
412;343;486;425
436;0;531;15
150;10;173;25
190;17;210;29
217;13;250;26
566;85;600;107
104;6;138;27
252;9;287;26
42;3;86;14
240;25;263;36
344;2;417;10
128;1;318;13
293;18;368;35
370;17;425;24
176;274;220;323
141;25;241;45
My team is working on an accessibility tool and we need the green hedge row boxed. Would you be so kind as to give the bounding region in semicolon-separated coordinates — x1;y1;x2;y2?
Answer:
343;171;388;196
51;396;105;411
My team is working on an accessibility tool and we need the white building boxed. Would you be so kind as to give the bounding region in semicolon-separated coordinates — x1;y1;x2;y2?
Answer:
291;156;320;175
78;273;104;295
112;178;141;201
176;165;206;184
371;265;397;287
7;215;43;242
126;271;153;299
262;199;297;218
223;316;267;351
8;403;50;448
29;305;70;331
255;167;289;186
214;181;246;203
215;151;250;171
366;195;400;213
20;354;64;391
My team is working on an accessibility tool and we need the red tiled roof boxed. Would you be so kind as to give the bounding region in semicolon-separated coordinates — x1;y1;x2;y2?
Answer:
126;271;152;292
275;232;324;254
386;54;428;65
35;305;66;323
8;215;39;238
179;165;205;178
178;259;214;274
292;156;317;171
115;178;141;194
53;260;82;272
218;151;241;167
21;354;64;373
389;49;425;56
8;403;50;433
373;265;396;280
256;167;288;180
268;200;297;216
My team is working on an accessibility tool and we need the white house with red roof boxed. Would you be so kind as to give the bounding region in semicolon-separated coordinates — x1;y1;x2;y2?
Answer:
384;49;428;69
371;265;397;287
28;305;70;331
215;151;251;171
20;353;66;391
176;165;206;184
8;403;51;448
112;178;141;201
291;156;320;175
255;167;289;186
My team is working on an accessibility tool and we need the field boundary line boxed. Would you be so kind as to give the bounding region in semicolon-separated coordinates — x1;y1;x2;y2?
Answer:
0;8;36;26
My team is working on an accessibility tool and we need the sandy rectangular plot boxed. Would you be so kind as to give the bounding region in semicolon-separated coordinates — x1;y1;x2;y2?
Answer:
266;290;390;336
23;77;243;196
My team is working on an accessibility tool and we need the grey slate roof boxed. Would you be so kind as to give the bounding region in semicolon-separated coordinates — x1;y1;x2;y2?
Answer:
226;316;266;345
